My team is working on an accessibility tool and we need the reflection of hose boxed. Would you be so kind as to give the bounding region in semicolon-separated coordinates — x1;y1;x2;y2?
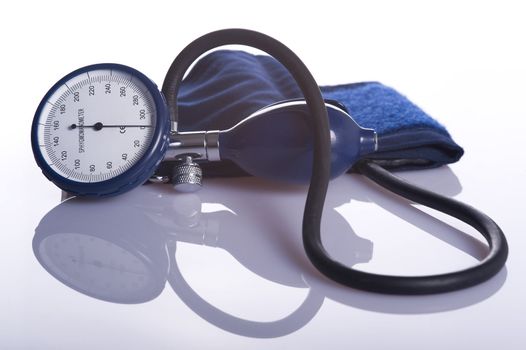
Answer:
166;245;324;338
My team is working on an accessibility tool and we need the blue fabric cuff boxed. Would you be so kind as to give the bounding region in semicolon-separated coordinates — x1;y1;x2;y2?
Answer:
176;50;463;175
321;82;463;170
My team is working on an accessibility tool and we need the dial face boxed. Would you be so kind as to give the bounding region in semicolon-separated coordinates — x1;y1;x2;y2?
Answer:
35;67;157;183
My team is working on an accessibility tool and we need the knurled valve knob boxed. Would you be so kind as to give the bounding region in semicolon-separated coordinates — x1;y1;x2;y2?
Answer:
172;156;202;192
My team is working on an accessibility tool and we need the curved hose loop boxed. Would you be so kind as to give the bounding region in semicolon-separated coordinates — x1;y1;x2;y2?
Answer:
306;160;509;295
162;29;508;295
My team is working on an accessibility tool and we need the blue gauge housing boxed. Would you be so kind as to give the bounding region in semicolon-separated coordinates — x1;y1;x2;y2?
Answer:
31;63;170;197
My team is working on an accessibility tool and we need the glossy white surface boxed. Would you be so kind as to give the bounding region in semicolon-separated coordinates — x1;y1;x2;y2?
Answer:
1;1;526;349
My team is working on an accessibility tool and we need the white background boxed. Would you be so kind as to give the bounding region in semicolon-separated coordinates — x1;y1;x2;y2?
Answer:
1;1;525;349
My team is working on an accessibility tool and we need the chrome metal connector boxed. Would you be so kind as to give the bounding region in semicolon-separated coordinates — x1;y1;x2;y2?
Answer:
164;130;220;162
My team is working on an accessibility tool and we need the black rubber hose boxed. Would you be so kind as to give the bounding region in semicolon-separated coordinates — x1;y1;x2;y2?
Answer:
163;29;508;295
308;159;508;294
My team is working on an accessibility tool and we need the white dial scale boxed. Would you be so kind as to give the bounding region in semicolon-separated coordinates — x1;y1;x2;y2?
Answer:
35;68;157;183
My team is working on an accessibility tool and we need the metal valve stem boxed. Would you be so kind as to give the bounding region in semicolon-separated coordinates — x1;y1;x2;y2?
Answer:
149;130;220;192
164;130;220;162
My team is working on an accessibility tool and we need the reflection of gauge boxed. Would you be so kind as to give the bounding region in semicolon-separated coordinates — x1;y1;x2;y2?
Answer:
31;63;169;196
37;233;150;300
33;197;169;303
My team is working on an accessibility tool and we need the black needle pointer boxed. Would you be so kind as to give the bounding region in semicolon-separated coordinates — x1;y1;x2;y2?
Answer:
69;122;151;130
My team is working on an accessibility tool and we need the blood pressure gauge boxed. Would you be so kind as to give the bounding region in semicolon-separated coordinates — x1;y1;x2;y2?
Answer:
32;63;170;197
31;64;169;195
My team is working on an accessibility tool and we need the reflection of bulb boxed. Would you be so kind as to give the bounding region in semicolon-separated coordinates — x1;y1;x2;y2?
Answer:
219;101;376;183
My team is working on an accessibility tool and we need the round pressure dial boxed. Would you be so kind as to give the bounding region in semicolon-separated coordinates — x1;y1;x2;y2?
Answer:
32;63;169;196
